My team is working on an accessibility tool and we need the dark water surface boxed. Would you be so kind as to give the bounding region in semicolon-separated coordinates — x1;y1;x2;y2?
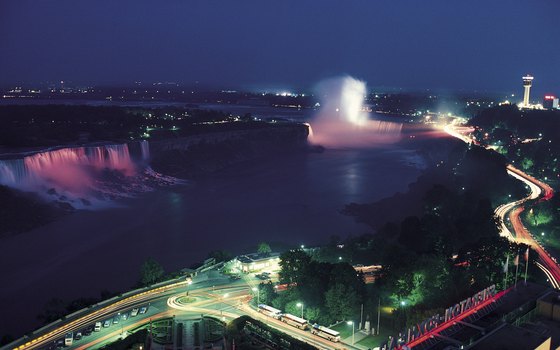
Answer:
0;144;424;336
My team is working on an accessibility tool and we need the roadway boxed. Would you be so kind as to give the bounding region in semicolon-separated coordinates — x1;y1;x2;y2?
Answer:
6;272;353;350
444;123;559;289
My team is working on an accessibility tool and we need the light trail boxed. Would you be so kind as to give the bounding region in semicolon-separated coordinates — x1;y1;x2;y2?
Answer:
11;281;189;350
444;122;558;290
405;288;509;349
535;261;560;289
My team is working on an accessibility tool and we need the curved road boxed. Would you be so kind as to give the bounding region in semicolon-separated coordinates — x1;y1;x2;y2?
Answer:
5;274;351;350
445;123;558;289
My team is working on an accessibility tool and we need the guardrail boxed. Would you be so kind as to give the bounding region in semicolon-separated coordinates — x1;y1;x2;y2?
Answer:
1;276;186;350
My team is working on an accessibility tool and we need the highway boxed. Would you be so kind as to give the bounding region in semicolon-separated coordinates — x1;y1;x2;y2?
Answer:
444;123;558;289
4;273;352;350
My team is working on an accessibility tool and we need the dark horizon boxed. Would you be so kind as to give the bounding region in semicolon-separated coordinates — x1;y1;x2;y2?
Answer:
1;0;559;96
0;80;552;100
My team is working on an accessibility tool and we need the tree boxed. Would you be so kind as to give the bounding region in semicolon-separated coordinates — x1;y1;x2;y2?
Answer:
207;250;232;263
37;298;66;324
325;284;358;322
279;249;311;284
257;242;272;256
304;307;321;323
252;281;276;306
140;257;165;286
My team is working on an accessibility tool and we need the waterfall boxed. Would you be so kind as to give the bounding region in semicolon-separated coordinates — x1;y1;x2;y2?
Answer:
140;140;150;161
311;76;403;148
0;140;181;208
0;144;136;202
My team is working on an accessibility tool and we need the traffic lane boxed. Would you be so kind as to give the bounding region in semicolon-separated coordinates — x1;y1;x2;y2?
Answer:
67;283;250;349
22;276;242;350
73;310;173;350
239;305;351;350
41;303;157;350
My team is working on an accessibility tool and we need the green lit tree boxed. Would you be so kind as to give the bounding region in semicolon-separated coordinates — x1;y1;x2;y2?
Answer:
140;257;165;286
304;307;321;323
279;249;311;284
252;281;276;306
257;242;272;256
325;283;358;322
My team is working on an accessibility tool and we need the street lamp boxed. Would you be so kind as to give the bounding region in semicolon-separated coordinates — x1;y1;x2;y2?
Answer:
252;287;260;304
347;321;355;345
296;302;304;319
186;278;192;296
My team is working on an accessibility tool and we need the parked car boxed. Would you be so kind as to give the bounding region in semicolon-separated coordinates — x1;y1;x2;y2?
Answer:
103;320;111;328
139;306;147;314
64;333;73;346
74;332;82;341
94;322;102;331
131;308;139;317
84;326;93;336
255;273;270;280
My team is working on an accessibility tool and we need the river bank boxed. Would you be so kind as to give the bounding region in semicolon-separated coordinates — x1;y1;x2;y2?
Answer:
0;124;430;338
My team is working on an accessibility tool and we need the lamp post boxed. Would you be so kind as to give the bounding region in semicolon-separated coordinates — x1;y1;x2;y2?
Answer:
296;302;304;319
186;278;192;296
252;287;260;304
347;321;355;345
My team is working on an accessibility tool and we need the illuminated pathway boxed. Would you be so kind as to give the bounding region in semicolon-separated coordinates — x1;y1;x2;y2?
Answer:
444;123;558;289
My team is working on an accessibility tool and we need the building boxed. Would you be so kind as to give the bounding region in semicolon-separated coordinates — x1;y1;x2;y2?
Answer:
544;95;559;110
229;252;281;273
390;283;560;350
523;75;534;108
353;264;382;283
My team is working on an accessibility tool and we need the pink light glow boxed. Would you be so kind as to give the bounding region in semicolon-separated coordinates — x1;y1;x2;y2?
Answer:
0;144;137;199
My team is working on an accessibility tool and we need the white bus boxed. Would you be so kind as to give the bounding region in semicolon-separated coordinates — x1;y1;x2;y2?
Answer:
257;304;282;319
281;313;308;330
311;324;340;342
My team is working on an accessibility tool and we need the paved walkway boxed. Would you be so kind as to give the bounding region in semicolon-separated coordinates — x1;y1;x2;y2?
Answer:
342;330;372;350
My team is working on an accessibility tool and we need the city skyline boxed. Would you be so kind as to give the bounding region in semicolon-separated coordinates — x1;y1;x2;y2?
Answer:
1;0;559;94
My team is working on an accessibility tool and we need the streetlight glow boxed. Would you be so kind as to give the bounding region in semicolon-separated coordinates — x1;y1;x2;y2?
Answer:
252;287;260;304
347;321;355;345
297;302;304;319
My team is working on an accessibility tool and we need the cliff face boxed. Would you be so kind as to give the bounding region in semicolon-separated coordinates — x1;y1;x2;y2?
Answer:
149;123;309;178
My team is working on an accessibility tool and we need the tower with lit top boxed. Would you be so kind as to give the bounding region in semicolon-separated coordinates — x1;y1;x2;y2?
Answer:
522;75;533;108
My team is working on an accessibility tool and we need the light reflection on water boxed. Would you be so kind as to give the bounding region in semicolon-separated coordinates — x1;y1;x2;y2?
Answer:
0;145;424;336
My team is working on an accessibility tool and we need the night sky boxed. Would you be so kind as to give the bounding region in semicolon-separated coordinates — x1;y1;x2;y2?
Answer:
1;0;559;94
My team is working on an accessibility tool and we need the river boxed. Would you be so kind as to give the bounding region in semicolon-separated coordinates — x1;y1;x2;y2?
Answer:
0;98;436;336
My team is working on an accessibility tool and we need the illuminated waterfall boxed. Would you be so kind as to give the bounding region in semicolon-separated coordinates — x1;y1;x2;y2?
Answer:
310;76;403;148
140;140;150;161
0;142;172;208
